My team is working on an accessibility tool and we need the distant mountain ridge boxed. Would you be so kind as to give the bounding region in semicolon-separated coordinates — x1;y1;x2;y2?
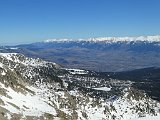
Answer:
2;35;160;72
44;35;160;43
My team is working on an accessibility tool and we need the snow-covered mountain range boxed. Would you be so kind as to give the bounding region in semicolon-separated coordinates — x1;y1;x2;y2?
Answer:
44;35;160;43
0;53;160;120
3;35;160;72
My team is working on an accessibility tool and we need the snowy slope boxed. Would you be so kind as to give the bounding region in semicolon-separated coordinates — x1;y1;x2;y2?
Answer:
0;82;57;117
131;116;160;120
0;53;63;119
0;53;160;120
0;53;57;67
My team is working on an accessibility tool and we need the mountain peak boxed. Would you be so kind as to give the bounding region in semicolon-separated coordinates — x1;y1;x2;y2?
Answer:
43;35;160;43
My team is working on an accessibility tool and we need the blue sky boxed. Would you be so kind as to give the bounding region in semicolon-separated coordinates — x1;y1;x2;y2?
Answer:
0;0;160;45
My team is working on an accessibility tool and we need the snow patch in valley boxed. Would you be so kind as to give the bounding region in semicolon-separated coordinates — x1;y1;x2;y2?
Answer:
9;47;18;50
92;87;111;91
64;68;88;75
1;70;6;75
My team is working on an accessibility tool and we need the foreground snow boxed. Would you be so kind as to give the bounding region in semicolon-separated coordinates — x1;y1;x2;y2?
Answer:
0;83;57;117
0;53;160;120
131;116;160;120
